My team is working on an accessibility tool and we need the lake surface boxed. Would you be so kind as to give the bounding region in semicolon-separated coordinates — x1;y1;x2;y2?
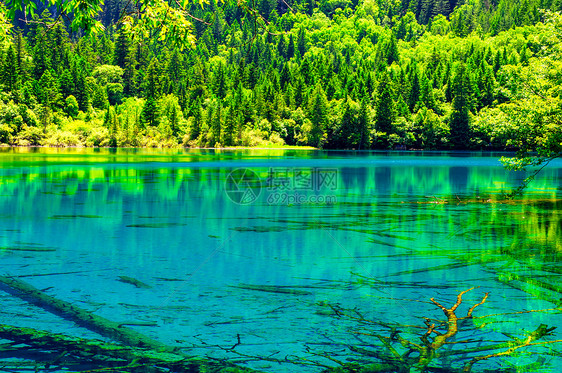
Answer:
0;148;561;372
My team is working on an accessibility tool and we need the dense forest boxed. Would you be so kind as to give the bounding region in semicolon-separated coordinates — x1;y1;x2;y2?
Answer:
0;0;561;150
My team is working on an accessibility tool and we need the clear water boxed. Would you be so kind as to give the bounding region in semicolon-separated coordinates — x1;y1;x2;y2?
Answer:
0;147;561;372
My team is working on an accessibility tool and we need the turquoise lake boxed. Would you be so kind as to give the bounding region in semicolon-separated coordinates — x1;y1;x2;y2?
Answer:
0;148;561;372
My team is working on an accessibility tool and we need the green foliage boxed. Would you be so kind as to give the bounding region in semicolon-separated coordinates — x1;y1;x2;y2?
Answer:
65;95;79;118
92;65;124;86
0;0;558;157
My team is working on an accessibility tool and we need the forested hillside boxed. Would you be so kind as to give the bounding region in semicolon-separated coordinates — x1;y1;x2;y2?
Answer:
0;0;561;150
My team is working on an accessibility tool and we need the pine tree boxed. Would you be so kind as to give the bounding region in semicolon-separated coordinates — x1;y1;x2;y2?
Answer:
408;66;421;111
74;69;90;111
280;62;291;89
213;62;227;99
2;45;19;95
14;30;27;79
419;0;434;24
211;101;222;145
276;35;286;60
224;106;236;146
287;34;295;59
167;50;184;94
177;81;188;113
356;96;371;150
212;10;225;42
407;0;421;17
300;57;312;85
144;58;163;99
141;96;159;127
59;70;74;100
33;28;52;80
114;28;131;68
51;23;70;74
168;99;179;137
308;83;328;147
123;48;137;96
294;77;305;108
297;27;307;58
375;73;394;134
386;34;400;65
338;99;355;148
420;72;436;112
38;69;60;109
190;99;202;141
450;63;471;149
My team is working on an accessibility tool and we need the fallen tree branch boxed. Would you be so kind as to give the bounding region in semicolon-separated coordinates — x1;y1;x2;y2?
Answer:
0;323;260;372
0;275;263;372
0;275;169;351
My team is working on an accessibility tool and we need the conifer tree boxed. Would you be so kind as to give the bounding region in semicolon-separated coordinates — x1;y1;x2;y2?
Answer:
38;69;60;109
33;27;52;80
123;49;137;96
223;106;236;146
386;34;400;65
211;101;222;145
450;63;471;149
177;81;188;112
74;69;90;111
213;62;227;99
59;70;74;100
297;27;307;58
338;99;355;148
114;28;131;69
280;62;291;89
2;45;19;95
190;99;203;141
408;66;421;111
277;35;287;59
375;73;395;135
14;30;26;74
308;83;328;147
141;96;159;127
420;72;436;112
51;23;70;74
356;96;371;150
168;99;179;137
287;34;295;59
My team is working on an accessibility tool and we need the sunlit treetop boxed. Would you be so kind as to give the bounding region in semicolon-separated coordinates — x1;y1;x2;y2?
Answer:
1;0;218;50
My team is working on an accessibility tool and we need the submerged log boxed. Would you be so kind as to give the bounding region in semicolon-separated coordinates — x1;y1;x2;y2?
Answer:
117;275;152;289
0;323;259;372
0;323;183;364
0;246;57;252
0;275;263;372
0;275;168;351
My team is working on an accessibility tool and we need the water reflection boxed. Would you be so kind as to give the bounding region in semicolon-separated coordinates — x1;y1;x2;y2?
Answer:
0;148;561;372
